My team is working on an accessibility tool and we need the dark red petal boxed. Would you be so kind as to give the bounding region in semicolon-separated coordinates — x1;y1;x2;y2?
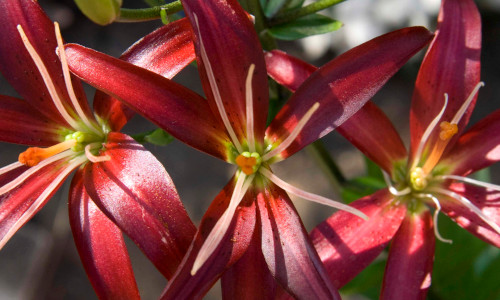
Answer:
94;17;195;131
0;0;91;124
160;177;257;299
83;132;196;279
265;50;316;92
409;0;481;160
0;95;62;146
65;44;230;161
0;158;74;249
336;102;407;174
440;183;500;247
311;189;406;288
183;0;269;144
221;227;277;300
267;27;433;159
265;50;406;172
257;183;340;300
69;170;140;300
381;210;435;300
441;109;500;176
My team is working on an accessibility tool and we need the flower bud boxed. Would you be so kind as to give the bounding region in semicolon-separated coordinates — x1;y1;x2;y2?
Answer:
74;0;122;25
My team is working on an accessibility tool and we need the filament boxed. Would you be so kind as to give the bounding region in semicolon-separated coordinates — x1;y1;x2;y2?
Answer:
435;175;500;192
450;82;484;125
54;22;103;137
383;171;411;196
429;187;500;235
191;173;254;275
411;94;448;171
259;167;368;220
0;156;86;250
85;143;110;163
16;25;82;131
262;102;320;162
415;193;452;244
0;162;24;177
0;150;75;196
245;64;256;152
193;14;243;153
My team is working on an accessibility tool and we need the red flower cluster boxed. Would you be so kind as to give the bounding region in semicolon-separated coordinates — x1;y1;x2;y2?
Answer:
0;0;497;299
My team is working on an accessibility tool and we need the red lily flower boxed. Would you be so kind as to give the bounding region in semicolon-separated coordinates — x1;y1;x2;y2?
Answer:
0;0;196;298
266;0;499;298
63;0;432;297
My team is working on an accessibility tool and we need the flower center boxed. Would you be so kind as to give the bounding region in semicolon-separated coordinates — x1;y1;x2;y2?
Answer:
16;22;110;167
235;152;262;175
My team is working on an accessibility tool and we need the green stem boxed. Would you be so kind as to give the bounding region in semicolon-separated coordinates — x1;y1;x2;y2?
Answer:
269;0;345;26
241;0;277;50
306;140;346;193
117;1;183;22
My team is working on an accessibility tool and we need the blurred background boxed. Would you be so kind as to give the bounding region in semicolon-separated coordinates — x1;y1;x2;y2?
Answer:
0;0;499;299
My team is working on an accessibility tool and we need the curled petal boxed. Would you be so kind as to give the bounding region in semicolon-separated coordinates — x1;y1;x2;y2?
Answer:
267;27;433;159
0;95;62;146
257;184;340;300
441;109;500;176
381;210;435;300
69;170;140;299
65;44;230;161
265;50;316;92
0;0;91;124
409;0;481;160
160;177;257;299
83;132;196;279
183;0;269;144
311;189;406;288
440;183;500;247
94;17;195;131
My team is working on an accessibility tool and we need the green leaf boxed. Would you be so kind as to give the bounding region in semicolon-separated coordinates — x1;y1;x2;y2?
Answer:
285;0;305;10
268;13;342;41
260;0;288;18
144;128;174;146
131;128;174;146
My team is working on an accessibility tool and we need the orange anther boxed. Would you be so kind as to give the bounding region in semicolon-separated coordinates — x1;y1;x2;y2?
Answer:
18;139;76;167
236;154;257;175
439;121;458;141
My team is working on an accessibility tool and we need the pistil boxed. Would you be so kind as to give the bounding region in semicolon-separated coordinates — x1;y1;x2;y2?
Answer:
236;152;261;175
19;139;77;167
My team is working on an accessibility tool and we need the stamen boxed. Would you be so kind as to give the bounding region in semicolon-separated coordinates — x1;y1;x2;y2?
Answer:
54;22;103;137
429;187;500;235
16;25;83;131
18;139;76;167
0;150;75;196
383;171;411;196
191;173;254;275
415;193;453;244
85;143;110;163
262;102;320;162
245;64;256;152
259;167;368;220
192;14;243;153
436;175;500;192
450;82;485;125
0;156;86;250
411;94;448;171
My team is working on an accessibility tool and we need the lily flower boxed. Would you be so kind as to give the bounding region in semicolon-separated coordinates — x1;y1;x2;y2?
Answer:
266;0;499;298
63;0;432;297
0;0;196;298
